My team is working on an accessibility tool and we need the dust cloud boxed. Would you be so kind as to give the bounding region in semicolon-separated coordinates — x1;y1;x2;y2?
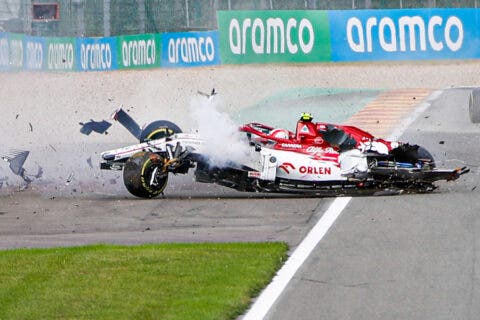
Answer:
188;94;254;168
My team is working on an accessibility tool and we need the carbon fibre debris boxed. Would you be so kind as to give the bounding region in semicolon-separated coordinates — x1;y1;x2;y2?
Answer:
1;150;43;185
79;119;112;135
111;108;142;139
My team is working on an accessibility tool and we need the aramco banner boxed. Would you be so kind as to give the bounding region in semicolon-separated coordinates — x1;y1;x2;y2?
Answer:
117;33;161;69
218;9;480;63
328;8;480;61
161;31;221;67
75;37;118;71
217;10;331;64
46;37;76;71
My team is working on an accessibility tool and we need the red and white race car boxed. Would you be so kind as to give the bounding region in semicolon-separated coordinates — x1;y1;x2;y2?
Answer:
100;111;468;198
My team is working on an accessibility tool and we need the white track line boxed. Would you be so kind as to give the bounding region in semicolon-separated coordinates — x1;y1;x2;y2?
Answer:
242;196;351;320
242;90;440;320
388;90;442;141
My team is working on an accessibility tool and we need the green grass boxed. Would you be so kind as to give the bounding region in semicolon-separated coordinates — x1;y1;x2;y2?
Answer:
0;243;288;320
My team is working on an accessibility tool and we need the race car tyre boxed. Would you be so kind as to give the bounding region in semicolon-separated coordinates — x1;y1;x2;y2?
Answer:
139;120;182;142
469;88;480;124
417;146;436;168
123;152;168;198
390;144;435;168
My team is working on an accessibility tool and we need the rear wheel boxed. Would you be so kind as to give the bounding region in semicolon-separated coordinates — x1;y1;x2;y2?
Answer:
469;88;480;123
123;152;168;198
139;120;182;142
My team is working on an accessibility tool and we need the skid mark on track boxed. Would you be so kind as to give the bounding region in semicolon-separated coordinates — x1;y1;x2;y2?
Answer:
344;88;432;137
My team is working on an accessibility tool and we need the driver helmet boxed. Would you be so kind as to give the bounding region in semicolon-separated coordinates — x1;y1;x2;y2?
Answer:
300;112;313;122
270;128;289;139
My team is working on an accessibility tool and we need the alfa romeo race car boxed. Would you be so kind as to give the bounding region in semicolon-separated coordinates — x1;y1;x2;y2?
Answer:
100;110;468;198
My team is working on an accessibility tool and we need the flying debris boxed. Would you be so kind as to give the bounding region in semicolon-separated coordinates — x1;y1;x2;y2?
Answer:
197;88;217;99
86;157;93;169
2;150;29;178
111;108;142;139
1;150;42;185
66;172;74;184
79;119;112;135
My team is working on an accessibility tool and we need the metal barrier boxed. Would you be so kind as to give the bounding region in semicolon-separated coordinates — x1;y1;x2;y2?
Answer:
0;0;479;37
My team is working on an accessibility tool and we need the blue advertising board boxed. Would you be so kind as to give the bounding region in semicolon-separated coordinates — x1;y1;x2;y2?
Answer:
328;8;480;61
75;37;118;71
23;35;46;70
2;33;24;71
161;31;221;67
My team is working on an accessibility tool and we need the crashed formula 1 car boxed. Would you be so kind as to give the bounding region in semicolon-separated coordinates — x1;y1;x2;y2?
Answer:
100;109;468;198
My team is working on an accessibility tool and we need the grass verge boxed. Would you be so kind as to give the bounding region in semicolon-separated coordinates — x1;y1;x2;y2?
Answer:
0;242;288;320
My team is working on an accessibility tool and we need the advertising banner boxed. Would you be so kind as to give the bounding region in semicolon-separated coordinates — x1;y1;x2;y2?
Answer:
6;33;24;70
24;35;46;71
328;8;480;61
0;33;9;70
75;37;118;71
217;10;331;64
46;37;76;71
117;33;161;69
161;30;221;68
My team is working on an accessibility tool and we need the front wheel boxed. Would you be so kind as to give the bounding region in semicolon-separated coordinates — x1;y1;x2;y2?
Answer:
139;120;182;142
123;152;168;198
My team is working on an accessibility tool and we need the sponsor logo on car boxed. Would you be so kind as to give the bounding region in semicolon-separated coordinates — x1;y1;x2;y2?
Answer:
279;162;295;174
248;171;262;178
306;146;323;154
281;143;302;149
299;166;332;175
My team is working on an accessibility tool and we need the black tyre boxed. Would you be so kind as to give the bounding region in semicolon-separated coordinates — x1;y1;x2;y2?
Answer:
123;152;168;198
139;120;182;142
417;146;436;169
390;144;435;168
469;88;480;124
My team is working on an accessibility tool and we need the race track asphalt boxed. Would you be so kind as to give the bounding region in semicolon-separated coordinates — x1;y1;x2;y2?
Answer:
265;88;480;320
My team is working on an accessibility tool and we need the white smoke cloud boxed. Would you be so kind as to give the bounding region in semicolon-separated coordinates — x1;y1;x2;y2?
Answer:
188;95;254;168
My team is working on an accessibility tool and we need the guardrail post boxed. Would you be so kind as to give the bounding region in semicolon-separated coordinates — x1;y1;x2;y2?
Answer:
22;0;32;34
103;0;110;36
138;0;145;34
185;0;190;29
73;0;85;37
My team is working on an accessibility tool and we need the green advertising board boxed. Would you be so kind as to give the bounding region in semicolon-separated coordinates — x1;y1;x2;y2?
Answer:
46;37;76;71
217;10;331;64
117;34;161;69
